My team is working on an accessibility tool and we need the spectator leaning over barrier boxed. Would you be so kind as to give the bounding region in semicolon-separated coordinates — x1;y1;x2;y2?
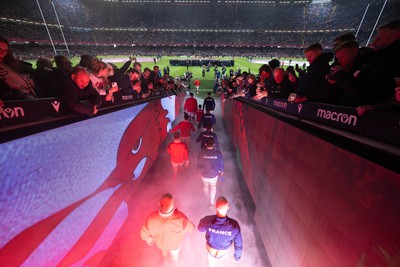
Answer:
56;66;100;117
0;37;37;100
101;64;120;101
326;40;364;106
89;58;110;96
295;42;334;103
245;74;258;98
140;67;154;96
116;68;143;99
267;67;296;99
356;19;400;115
253;81;269;101
150;65;160;91
258;64;272;85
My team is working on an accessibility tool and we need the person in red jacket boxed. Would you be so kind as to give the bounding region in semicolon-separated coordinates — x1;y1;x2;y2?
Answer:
194;78;201;93
171;113;195;145
167;132;189;183
184;92;198;121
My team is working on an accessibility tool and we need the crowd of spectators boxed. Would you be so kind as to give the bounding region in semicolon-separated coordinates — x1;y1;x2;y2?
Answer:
1;0;399;53
223;19;400;116
0;36;190;116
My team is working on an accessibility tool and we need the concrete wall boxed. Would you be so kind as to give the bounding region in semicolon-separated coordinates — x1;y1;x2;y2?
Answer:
223;99;400;267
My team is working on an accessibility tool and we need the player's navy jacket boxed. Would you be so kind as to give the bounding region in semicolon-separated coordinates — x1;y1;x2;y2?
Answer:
198;215;242;261
198;113;216;129
203;96;216;111
196;130;220;150
197;148;223;178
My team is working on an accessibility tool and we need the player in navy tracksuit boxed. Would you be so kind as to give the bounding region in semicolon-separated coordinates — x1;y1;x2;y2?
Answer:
197;138;223;207
196;125;220;150
197;109;216;130
198;196;242;266
203;92;216;111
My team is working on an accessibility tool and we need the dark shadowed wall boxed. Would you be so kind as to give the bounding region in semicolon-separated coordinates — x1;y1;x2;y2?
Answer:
223;99;400;267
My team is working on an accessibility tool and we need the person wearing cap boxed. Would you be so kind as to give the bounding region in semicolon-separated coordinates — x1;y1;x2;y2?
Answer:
197;138;223;208
140;193;195;264
198;196;243;267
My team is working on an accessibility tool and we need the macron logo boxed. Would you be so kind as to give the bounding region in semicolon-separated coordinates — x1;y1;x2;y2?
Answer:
316;109;357;126
297;104;303;114
51;101;60;113
0;107;25;119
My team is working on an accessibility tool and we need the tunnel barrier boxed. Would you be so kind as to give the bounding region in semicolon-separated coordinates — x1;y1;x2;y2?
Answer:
222;96;400;267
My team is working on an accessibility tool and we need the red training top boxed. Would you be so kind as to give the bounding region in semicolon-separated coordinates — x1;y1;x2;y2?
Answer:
184;97;198;113
171;121;195;137
167;141;189;163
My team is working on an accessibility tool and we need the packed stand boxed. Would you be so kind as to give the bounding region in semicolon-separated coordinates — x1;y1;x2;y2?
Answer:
1;0;399;50
223;19;400;116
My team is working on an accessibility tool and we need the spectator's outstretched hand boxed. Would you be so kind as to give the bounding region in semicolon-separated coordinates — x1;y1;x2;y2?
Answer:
356;105;373;116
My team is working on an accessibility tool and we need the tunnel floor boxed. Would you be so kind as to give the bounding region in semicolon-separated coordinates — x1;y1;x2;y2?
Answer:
97;92;272;267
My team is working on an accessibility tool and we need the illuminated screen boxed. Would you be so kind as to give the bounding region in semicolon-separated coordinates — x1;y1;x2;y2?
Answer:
0;97;176;266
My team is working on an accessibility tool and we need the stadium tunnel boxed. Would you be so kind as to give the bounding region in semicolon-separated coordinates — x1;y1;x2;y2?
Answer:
0;91;399;267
